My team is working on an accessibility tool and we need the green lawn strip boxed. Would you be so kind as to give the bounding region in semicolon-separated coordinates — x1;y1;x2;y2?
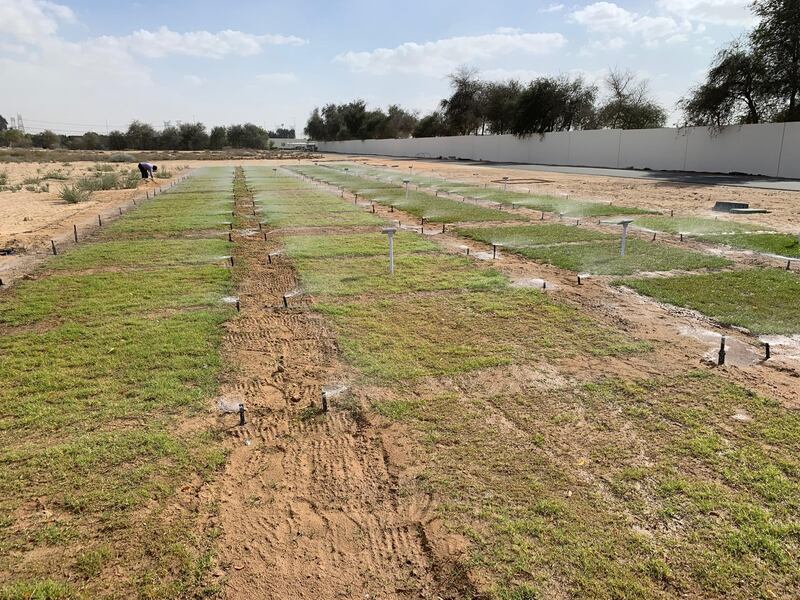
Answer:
49;239;231;270
262;207;385;228
365;189;521;223
514;239;731;275
617;269;800;334
448;187;653;217
633;216;765;235
0;265;230;326
316;289;648;381
697;232;800;258
101;212;232;235
379;370;799;599
294;254;507;296
0;168;234;596
455;224;614;246
0;310;228;435
282;231;437;258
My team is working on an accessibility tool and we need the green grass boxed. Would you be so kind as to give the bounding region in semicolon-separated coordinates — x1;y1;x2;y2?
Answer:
0;168;233;597
50;239;231;270
515;239;731;275
456;224;614;246
282;232;437;258
317;289;648;380
633;216;763;235
0;265;230;325
698;232;800;258
295;254;507;296
381;370;800;599
618;269;800;334
449;187;653;217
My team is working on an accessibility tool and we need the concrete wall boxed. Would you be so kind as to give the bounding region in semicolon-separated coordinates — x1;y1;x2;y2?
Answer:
317;122;800;178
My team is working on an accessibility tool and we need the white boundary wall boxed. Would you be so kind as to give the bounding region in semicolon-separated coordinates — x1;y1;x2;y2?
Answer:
317;122;800;179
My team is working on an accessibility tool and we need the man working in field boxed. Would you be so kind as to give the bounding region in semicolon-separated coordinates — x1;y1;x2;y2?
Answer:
137;162;158;182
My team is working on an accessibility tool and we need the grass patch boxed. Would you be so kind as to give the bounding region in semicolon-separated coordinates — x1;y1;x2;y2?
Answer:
698;232;800;258
515;239;730;275
618;268;800;334
395;370;800;598
50;239;231;270
295;254;507;296
456;224;614;246
282;232;437;258
317;289;648;380
634;216;763;235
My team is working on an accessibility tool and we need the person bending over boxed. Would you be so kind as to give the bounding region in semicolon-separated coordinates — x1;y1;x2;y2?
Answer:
137;162;158;181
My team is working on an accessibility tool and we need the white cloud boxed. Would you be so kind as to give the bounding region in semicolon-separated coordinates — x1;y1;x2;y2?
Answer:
482;68;542;81
256;72;298;84
0;0;75;43
494;26;522;34
115;27;306;59
183;74;206;85
657;0;756;26
334;31;567;76
571;2;692;46
539;3;565;13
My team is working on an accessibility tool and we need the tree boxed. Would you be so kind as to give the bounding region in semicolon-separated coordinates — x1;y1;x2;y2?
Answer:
82;131;102;150
382;105;418;138
510;76;598;137
125;121;158;149
1;129;30;147
226;123;270;148
751;0;800;121
0;115;7;132
305;109;325;141
267;127;295;139
32;129;59;149
159;126;181;150
209;126;228;149
178;122;209;150
440;67;485;135
596;69;666;129
413;112;449;138
483;81;523;134
679;41;770;126
108;130;127;150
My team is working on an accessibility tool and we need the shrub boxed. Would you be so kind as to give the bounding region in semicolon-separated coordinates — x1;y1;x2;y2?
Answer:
0;171;7;186
120;169;140;189
77;172;120;191
25;185;37;192
22;176;41;185
108;153;135;163
59;184;92;203
155;167;172;179
43;170;69;180
90;163;116;172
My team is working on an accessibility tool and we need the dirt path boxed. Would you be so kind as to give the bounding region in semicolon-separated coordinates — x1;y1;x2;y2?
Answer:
208;168;445;599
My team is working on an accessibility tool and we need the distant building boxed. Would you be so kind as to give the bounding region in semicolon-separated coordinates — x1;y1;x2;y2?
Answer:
270;138;317;151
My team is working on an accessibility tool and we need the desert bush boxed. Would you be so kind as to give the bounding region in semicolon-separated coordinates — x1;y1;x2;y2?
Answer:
59;184;92;203
108;153;135;163
0;171;7;186
90;163;116;172
22;176;41;185
25;185;37;192
120;169;141;189
43;170;69;180
155;167;172;179
77;172;120;191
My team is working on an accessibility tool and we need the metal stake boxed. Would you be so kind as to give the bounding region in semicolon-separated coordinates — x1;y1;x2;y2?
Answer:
718;336;726;365
238;403;246;426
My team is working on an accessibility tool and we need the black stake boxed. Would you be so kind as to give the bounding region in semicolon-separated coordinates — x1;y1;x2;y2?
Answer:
764;342;771;360
787;260;792;271
119;207;123;216
283;295;288;308
492;244;498;259
652;232;657;241
236;299;240;312
718;336;726;366
238;403;246;426
268;253;272;264
51;240;57;255
228;232;232;242
577;275;582;285
441;223;446;234
73;224;78;243
98;215;102;227
229;256;234;267
322;392;328;413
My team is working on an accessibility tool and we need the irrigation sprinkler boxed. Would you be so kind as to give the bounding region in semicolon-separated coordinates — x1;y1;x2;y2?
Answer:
541;212;545;220
718;336;727;365
670;209;674;217
403;178;410;203
371;203;376;213
502;176;509;192
652;232;657;242
382;227;397;274
119;207;123;216
238;403;246;426
146;191;149;199
492;244;499;259
680;233;685;242
577;275;582;285
73;224;78;243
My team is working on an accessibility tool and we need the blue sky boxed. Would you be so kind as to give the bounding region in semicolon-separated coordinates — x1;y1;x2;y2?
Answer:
1;0;756;135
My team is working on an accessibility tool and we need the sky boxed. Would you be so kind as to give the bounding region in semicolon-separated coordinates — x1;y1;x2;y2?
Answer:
0;0;758;136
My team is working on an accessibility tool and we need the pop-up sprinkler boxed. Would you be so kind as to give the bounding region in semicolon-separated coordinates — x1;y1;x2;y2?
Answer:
502;176;509;192
403;178;410;203
603;219;634;257
382;227;397;274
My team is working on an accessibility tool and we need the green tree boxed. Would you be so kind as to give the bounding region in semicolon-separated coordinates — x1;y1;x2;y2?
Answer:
178;122;209;150
751;0;800;120
209;126;228;149
596;69;666;129
0;115;7;132
305;109;325;141
440;67;485;135
125;121;158;149
32;129;59;149
107;130;127;150
413;112;449;137
158;126;181;149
